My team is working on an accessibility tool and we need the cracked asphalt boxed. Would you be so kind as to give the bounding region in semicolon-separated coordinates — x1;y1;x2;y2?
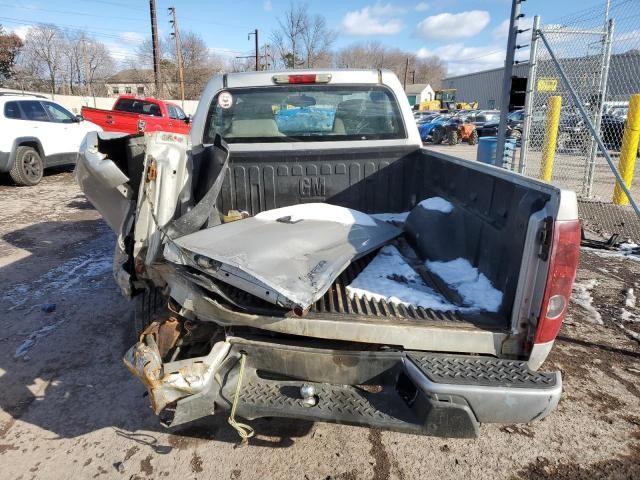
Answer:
1;170;639;480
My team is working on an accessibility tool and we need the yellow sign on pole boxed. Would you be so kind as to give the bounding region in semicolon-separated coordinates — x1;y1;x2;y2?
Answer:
537;78;558;92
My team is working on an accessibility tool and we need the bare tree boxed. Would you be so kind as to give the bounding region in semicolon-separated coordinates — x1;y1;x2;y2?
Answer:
165;31;225;99
61;31;83;94
335;42;447;88
413;56;446;89
84;39;114;96
271;3;307;69
20;24;64;95
300;14;335;68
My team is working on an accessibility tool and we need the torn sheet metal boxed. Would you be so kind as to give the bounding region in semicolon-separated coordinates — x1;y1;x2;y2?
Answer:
123;333;231;415
164;203;401;311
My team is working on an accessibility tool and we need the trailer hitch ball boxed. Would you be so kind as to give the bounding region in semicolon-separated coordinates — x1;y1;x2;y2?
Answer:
300;384;317;407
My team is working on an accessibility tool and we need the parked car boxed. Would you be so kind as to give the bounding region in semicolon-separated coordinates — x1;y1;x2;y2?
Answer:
555;112;635;153
0;94;102;186
418;114;451;142
77;69;579;439
81;95;190;135
414;111;439;124
477;110;524;141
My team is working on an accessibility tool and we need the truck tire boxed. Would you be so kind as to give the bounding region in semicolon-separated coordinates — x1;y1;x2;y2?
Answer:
448;130;458;145
10;146;44;186
432;129;443;144
468;130;479;146
134;285;168;338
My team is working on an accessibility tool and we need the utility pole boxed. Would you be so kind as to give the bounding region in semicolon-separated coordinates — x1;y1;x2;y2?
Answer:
149;0;163;97
403;57;409;89
169;6;185;107
496;0;524;167
263;44;270;70
248;29;259;71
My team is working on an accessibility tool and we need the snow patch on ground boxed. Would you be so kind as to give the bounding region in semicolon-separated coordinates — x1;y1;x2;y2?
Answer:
346;245;455;311
255;203;377;226
572;280;603;325
2;245;113;309
616;323;640;342
418;197;453;214
370;212;410;224
14;319;64;358
581;245;640;262
624;288;636;308
426;258;503;312
621;309;640;322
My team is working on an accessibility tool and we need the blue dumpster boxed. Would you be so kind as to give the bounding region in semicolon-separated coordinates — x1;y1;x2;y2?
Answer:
477;136;516;167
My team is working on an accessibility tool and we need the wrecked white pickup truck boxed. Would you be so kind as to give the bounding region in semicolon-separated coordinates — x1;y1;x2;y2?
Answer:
76;69;580;439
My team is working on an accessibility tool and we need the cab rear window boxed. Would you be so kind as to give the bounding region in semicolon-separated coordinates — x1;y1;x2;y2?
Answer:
203;85;406;143
115;99;162;116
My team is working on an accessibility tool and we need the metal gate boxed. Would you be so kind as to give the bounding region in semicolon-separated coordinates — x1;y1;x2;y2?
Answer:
519;0;640;243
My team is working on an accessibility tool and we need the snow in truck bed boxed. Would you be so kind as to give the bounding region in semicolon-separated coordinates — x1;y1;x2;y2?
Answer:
347;245;503;313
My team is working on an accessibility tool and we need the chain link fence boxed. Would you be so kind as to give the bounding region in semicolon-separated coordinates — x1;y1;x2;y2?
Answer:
520;0;640;243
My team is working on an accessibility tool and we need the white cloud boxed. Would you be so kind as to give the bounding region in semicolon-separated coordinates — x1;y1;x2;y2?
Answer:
119;31;145;44
417;10;490;40
104;41;137;65
10;25;32;40
341;3;405;36
415;2;429;12
418;43;506;76
263;0;272;11
491;19;510;42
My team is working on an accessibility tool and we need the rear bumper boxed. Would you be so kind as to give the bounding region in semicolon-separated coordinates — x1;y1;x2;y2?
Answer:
124;334;562;438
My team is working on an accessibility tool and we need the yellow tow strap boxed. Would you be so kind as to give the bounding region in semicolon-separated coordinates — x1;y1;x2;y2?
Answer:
227;353;255;444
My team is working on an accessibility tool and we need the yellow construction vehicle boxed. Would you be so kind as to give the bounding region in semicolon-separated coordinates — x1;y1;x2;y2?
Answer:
419;89;478;112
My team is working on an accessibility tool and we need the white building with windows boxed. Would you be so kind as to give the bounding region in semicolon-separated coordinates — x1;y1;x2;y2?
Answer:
104;69;155;97
404;84;435;107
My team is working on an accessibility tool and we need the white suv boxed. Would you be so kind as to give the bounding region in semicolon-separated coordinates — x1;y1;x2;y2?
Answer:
0;94;102;186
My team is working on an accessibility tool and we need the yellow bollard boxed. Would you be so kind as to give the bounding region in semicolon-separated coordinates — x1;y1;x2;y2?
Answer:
540;96;562;182
613;94;640;205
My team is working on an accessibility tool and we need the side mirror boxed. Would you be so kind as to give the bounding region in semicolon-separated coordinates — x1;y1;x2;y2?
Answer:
75;114;84;122
185;115;192;125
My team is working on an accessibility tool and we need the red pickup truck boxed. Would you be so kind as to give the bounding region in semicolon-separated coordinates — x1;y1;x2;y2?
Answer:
81;96;191;134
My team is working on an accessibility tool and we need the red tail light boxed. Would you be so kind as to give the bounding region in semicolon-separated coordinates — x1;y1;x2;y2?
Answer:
272;73;332;84
534;220;581;344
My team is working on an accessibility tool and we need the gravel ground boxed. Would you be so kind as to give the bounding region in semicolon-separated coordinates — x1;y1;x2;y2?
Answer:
1;170;639;480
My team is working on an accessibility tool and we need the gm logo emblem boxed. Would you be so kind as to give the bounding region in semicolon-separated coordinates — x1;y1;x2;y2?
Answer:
299;177;325;197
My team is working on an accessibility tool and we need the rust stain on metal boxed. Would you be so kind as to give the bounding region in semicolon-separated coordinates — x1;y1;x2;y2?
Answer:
146;159;157;182
157;317;181;359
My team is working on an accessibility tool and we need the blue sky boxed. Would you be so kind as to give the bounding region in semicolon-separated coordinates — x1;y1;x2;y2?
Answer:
1;0;612;76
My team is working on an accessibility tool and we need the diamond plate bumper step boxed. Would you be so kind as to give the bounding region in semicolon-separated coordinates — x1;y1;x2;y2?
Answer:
405;353;562;423
222;367;480;438
209;344;561;437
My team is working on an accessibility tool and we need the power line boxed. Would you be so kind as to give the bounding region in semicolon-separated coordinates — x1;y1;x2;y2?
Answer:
0;3;144;22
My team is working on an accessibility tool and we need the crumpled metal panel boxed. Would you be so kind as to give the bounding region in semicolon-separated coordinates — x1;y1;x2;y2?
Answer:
164;204;401;311
123;334;231;415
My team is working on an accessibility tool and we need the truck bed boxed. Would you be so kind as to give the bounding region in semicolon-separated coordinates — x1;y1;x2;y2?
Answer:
208;245;504;330
188;144;557;320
